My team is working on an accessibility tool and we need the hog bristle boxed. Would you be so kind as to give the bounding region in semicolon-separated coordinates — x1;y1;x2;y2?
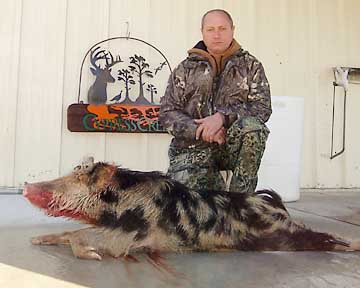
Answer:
27;161;360;259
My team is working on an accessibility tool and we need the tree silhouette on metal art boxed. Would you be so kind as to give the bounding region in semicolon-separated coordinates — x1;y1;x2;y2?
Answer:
129;54;154;104
146;84;158;104
117;68;136;104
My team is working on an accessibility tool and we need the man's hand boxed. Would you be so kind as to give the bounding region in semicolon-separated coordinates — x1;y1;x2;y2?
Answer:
195;112;225;144
213;127;226;145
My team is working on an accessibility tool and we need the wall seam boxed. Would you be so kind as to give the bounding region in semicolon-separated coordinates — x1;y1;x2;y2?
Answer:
58;0;69;176
12;0;24;187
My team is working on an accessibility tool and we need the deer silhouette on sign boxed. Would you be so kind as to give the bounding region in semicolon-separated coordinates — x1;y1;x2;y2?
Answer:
87;47;123;105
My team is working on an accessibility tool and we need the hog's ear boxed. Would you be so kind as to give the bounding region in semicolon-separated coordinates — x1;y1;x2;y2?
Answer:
81;156;95;172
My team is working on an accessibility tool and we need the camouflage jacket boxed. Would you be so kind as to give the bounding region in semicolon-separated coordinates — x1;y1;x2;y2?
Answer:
159;40;272;148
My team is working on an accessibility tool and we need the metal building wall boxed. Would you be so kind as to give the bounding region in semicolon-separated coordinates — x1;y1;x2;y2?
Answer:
1;0;360;189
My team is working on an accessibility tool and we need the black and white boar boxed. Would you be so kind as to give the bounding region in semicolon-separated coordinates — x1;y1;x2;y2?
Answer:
23;157;360;261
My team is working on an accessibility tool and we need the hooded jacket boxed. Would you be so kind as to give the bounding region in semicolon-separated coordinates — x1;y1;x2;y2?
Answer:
159;39;272;148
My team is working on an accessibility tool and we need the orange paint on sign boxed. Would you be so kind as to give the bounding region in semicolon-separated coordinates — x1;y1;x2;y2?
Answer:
87;104;118;120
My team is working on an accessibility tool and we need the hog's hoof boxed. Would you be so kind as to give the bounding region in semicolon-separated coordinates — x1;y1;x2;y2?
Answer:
31;237;44;245
71;245;102;261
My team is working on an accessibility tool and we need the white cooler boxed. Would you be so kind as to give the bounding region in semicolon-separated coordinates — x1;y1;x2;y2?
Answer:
256;96;304;202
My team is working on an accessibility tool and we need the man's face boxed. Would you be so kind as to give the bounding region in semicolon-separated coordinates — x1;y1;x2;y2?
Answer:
201;12;234;54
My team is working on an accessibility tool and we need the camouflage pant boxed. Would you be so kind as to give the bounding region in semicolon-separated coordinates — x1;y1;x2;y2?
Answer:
167;116;269;193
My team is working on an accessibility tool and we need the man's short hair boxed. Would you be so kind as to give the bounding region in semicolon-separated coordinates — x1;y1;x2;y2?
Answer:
201;9;234;29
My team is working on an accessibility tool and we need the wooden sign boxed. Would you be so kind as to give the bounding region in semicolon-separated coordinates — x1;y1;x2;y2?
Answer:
67;104;166;133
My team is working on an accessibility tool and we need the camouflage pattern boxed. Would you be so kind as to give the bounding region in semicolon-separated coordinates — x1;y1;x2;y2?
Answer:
160;40;272;192
159;40;272;149
168;116;269;193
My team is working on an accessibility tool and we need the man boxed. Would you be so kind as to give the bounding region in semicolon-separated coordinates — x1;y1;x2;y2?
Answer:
159;9;271;193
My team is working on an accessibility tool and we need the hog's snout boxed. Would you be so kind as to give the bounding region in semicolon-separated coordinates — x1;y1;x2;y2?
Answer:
23;183;30;197
23;183;53;210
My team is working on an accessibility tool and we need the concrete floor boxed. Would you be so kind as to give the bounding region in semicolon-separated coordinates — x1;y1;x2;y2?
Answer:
1;190;360;288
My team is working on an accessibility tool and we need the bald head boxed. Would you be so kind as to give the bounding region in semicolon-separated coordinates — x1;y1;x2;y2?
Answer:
201;9;235;54
201;9;233;30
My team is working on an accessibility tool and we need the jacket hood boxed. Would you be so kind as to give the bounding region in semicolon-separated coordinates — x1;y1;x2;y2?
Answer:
188;39;241;75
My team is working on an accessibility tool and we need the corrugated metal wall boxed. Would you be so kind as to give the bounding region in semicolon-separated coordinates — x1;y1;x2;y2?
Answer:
1;0;360;189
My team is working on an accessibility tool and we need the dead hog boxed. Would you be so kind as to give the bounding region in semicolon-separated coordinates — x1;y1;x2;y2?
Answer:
23;157;360;260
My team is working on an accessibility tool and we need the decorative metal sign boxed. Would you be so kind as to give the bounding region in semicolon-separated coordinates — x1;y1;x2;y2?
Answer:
67;37;172;133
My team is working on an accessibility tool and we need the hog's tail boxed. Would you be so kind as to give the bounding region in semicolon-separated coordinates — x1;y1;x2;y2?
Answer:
278;227;360;251
252;190;360;252
244;223;360;252
333;239;360;251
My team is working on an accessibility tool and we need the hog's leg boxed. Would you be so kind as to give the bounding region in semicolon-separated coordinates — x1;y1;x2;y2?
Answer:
31;227;103;260
31;231;72;245
32;227;162;260
31;226;188;260
68;237;103;260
